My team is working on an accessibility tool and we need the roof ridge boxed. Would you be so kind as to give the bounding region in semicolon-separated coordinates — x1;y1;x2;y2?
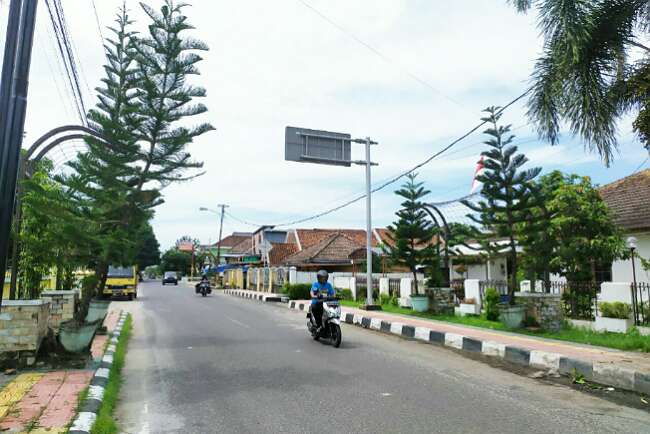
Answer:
309;232;340;260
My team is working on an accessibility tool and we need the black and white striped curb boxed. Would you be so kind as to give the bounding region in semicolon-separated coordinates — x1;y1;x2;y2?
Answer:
69;310;129;434
291;299;650;397
224;288;286;303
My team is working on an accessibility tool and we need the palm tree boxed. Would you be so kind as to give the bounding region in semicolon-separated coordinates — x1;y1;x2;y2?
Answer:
509;0;650;165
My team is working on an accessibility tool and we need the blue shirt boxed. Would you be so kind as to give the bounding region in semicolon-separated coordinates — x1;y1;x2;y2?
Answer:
311;282;335;305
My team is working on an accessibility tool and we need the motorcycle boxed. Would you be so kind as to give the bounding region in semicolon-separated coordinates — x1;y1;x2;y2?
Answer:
307;296;342;348
196;281;212;297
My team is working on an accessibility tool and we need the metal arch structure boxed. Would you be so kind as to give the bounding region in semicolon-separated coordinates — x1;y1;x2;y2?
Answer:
423;203;452;264
8;125;111;299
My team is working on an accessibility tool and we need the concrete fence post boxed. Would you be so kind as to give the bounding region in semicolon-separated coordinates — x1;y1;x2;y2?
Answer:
379;278;389;297
399;278;413;307
289;267;297;285
465;279;481;310
349;277;357;300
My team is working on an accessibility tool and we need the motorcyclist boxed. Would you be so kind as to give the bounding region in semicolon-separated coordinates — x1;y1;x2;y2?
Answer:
195;274;210;293
310;270;335;332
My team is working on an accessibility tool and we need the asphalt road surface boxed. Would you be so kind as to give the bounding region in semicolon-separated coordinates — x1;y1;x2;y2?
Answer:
115;281;650;434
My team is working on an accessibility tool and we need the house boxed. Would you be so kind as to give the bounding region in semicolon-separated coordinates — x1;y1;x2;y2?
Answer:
200;232;252;265
448;169;650;285
600;169;650;283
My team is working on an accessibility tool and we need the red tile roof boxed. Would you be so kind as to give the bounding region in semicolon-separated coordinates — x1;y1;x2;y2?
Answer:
284;232;362;265
292;228;383;249
214;234;251;249
230;238;253;255
268;243;299;266
599;169;650;232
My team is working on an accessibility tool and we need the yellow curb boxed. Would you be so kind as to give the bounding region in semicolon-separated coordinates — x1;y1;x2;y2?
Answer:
0;373;44;419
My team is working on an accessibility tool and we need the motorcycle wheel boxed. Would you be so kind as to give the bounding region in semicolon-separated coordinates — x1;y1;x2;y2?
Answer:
331;324;341;348
202;291;207;297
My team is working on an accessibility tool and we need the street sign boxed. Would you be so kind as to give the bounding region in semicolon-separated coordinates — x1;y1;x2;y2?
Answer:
285;126;351;166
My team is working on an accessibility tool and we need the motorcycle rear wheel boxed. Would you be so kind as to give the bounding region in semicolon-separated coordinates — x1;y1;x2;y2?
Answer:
331;324;341;348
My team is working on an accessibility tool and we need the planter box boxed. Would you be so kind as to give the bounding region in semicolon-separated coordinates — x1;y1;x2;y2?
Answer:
459;303;480;316
410;295;429;312
499;305;526;329
594;316;634;333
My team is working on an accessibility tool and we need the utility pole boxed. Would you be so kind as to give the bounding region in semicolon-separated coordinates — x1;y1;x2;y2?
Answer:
364;137;373;307
0;0;38;309
215;204;229;269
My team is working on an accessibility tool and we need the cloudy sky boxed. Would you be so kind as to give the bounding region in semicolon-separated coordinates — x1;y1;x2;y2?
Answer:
4;0;649;249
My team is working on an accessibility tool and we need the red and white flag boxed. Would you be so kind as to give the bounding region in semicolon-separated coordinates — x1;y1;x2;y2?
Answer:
470;156;485;194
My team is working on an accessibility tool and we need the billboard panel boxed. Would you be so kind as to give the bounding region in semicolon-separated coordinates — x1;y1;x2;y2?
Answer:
285;126;351;166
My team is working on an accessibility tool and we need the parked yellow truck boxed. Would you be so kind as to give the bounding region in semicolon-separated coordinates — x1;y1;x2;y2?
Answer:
104;265;139;299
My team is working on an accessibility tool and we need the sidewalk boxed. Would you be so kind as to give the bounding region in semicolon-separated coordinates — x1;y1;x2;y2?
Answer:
0;308;122;433
223;289;650;395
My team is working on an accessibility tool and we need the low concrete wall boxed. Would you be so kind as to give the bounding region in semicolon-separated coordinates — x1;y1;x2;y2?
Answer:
0;300;50;366
515;292;563;331
40;290;77;331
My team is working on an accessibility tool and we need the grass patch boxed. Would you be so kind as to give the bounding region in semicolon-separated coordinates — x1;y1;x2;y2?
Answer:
90;314;132;434
340;300;650;352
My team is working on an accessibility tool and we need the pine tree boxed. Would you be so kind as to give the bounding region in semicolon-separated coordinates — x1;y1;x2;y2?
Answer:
132;0;215;191
63;7;150;320
384;173;437;294
462;107;541;304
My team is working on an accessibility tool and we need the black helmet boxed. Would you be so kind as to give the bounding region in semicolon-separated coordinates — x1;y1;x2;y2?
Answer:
317;270;328;280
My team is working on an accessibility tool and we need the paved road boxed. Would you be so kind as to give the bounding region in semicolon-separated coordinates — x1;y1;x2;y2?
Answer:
115;281;650;434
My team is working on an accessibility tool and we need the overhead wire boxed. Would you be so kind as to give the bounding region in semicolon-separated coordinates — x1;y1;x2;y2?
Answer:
52;0;89;115
297;0;467;112
224;89;531;229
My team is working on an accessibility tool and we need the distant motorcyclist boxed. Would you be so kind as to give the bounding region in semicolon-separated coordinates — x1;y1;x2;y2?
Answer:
195;274;210;293
310;270;335;331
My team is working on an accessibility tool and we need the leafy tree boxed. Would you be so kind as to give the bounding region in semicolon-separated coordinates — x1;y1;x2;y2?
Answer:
508;0;650;165
161;248;192;275
135;222;161;270
384;173;437;294
462;107;541;304
544;173;625;281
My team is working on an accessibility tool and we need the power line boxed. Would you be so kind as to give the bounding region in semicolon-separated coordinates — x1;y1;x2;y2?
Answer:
297;0;467;112
91;0;105;50
631;156;649;175
225;89;531;228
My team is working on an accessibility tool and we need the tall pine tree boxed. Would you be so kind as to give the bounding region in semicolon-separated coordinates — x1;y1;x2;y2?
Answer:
462;107;541;304
133;0;215;191
384;173;437;294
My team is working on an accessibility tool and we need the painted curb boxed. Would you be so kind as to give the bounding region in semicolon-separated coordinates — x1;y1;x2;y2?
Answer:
68;310;129;434
223;289;284;303
223;289;650;396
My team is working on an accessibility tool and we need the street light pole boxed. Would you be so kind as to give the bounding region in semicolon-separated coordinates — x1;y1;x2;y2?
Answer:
364;137;373;307
0;0;38;310
628;236;639;324
215;204;229;270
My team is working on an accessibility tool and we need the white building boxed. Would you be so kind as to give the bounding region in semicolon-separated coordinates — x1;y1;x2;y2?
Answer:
600;169;650;283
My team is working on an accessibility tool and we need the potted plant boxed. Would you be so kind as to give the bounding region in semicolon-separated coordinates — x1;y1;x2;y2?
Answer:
595;302;633;333
459;297;479;316
499;303;526;329
383;173;439;314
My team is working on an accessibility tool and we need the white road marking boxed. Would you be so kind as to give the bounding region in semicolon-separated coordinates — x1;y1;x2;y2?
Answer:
381;393;392;397
226;316;251;329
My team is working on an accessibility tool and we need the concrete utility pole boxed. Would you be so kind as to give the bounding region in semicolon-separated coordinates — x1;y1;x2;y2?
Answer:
0;0;38;309
215;204;229;268
364;137;373;307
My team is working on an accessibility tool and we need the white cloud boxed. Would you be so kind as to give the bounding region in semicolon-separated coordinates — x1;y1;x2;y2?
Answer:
11;0;647;249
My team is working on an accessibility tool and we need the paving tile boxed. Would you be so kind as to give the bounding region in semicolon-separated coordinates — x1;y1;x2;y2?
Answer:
0;373;43;419
0;372;64;432
38;371;93;429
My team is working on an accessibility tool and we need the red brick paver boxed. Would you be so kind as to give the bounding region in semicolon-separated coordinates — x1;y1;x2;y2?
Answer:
103;309;120;332
37;370;93;429
0;372;61;431
91;335;108;360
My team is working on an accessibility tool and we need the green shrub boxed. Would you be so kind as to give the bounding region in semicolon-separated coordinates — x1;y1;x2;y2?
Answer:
379;293;392;306
599;302;632;319
338;289;353;301
484;287;500;321
284;283;312;300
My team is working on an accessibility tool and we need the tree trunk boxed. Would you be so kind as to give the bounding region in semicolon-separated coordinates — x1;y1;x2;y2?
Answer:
75;263;107;323
412;270;418;295
509;240;517;305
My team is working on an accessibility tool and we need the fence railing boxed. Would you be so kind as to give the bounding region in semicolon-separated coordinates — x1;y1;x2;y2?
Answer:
450;279;465;305
388;278;400;296
632;282;650;326
479;280;509;304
